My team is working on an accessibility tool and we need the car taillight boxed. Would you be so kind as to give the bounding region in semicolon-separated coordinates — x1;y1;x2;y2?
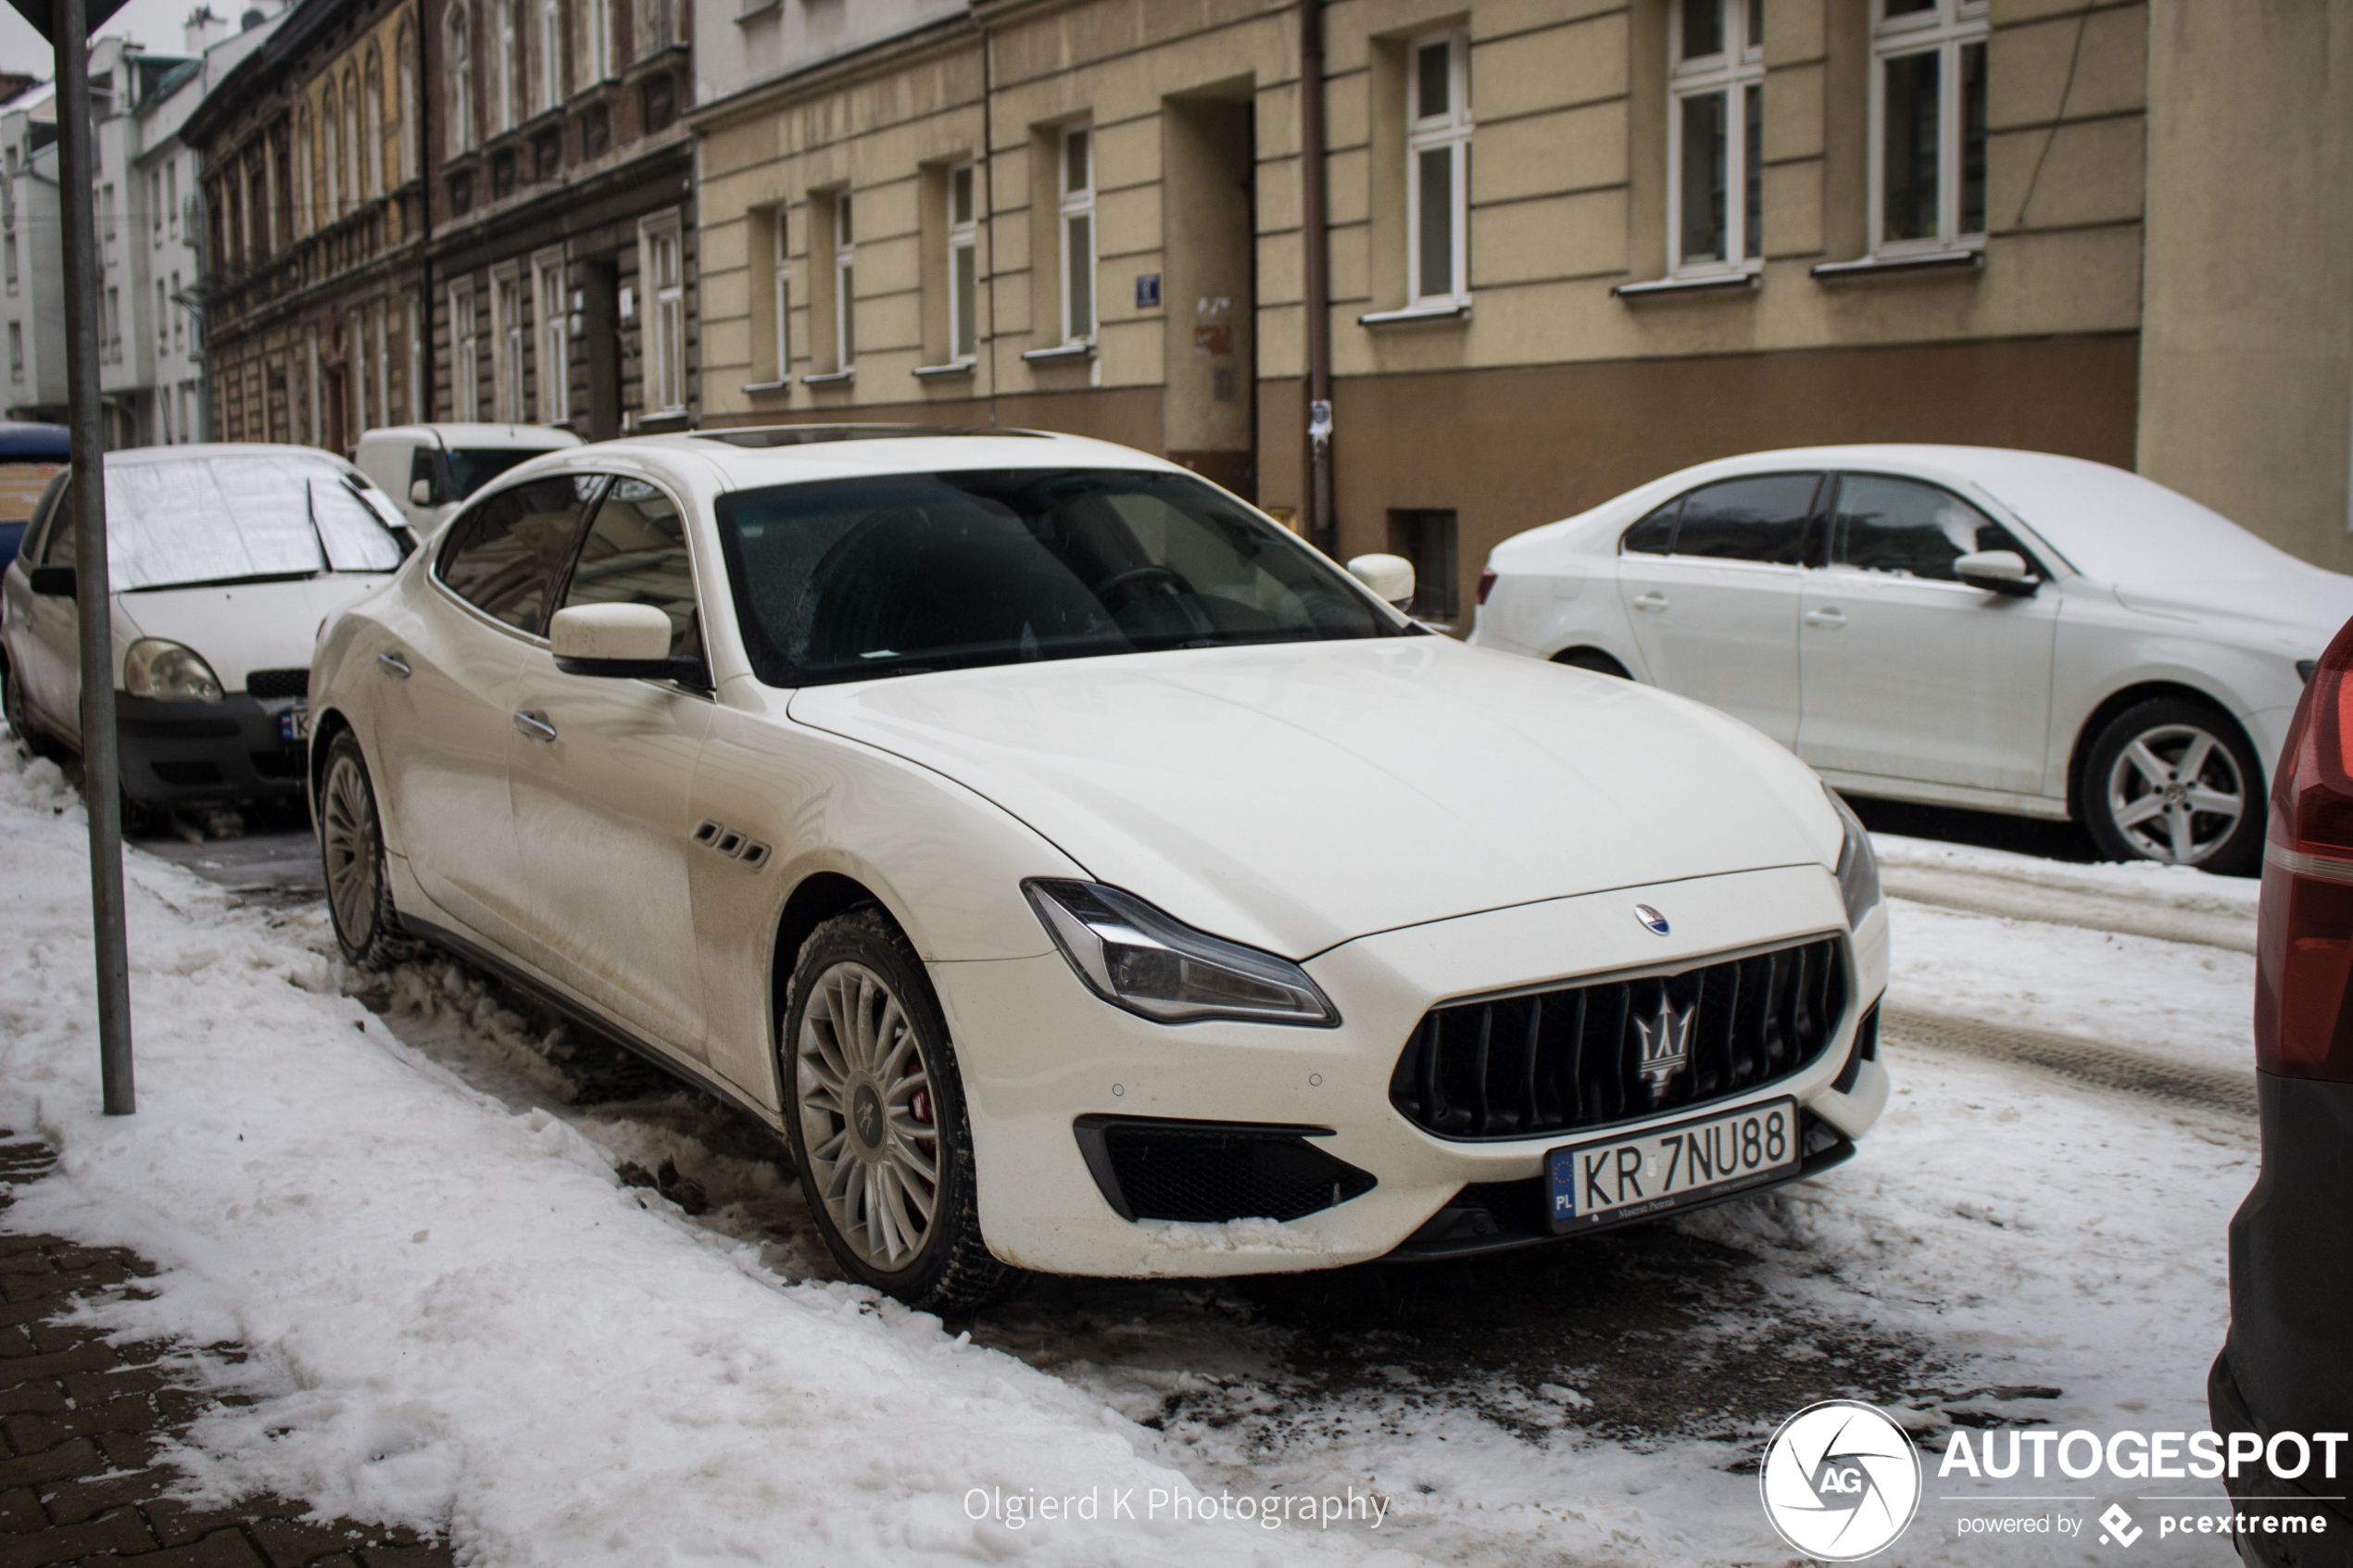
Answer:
1477;568;1497;607
2258;619;2353;1082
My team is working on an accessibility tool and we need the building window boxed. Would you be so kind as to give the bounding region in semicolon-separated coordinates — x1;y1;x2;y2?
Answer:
642;216;686;413
1406;31;1471;307
148;169;161;242
100;182;114;245
1389;508;1459;622
7;323;19;382
762;206;788;378
4;226;15;293
363;52;384;201
1871;0;1987;252
156;280;166;353
1670;0;1763;273
352;311;370;437
170;270;182;353
948;160;977;362
452;283;481;418
493;267;524;421
165;161;177;237
322;84;341;216
832;192;854;370
537;0;561;113
534;248;567;422
496;0;520;133
448;6;477;154
584;0;610;82
644;0;675;56
1058;125;1093;344
345;71;363;210
397;27;415;183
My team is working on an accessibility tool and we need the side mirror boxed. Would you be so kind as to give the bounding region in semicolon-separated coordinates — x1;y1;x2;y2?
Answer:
1954;549;2037;597
28;564;74;597
1347;552;1416;610
409;479;434;508
549;603;677;677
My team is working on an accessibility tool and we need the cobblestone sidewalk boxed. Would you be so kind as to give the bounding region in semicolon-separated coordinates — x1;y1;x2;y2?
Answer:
0;1136;458;1567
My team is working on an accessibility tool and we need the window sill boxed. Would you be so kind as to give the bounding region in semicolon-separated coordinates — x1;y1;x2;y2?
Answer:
740;378;791;394
1810;247;1982;282
1020;341;1094;365
635;408;692;432
913;360;975;379
735;0;779;18
800;368;854;387
1613;270;1758;300
1358;301;1470;328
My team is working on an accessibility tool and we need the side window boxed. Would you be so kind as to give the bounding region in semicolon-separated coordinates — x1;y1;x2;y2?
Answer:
1670;473;1820;564
40;484;74;565
1832;474;2035;583
555;477;699;659
435;475;598;634
1622;497;1680;556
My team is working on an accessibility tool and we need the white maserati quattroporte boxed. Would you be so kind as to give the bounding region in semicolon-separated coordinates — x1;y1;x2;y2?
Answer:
310;427;1890;1310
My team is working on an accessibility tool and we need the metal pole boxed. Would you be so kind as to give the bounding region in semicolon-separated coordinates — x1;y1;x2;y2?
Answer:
55;0;135;1116
1300;0;1336;555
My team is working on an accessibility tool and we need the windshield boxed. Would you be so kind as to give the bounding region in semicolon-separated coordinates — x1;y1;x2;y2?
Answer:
715;468;1410;686
100;454;410;590
447;446;549;501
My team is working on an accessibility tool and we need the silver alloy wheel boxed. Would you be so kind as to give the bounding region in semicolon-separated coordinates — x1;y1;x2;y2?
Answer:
320;751;381;949
795;960;939;1272
2103;721;2246;866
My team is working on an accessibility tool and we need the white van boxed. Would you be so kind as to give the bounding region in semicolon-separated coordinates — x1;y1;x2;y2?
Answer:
354;423;584;534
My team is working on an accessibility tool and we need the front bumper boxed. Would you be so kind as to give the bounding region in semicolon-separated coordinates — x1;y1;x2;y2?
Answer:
937;862;1890;1278
116;693;307;806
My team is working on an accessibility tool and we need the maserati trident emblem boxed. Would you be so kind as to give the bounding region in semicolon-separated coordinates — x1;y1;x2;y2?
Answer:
1633;986;1697;1098
1633;903;1670;935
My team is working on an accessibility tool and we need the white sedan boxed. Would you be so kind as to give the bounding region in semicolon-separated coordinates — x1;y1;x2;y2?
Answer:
1469;445;2348;874
310;427;1889;1310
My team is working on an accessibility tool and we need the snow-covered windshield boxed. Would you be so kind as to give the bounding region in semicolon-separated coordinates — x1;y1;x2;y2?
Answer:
716;468;1412;686
101;454;410;591
1969;458;2294;584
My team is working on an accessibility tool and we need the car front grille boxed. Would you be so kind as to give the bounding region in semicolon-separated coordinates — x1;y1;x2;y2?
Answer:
1390;935;1848;1141
1073;1116;1378;1224
245;669;309;700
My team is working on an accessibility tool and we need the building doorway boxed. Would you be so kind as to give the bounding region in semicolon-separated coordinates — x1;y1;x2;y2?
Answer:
1162;88;1257;502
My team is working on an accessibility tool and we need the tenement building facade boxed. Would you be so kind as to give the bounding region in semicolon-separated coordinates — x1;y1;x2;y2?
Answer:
424;0;698;435
186;0;430;451
688;0;2353;619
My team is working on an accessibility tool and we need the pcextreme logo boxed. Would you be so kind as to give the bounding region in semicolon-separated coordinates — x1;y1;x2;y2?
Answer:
1759;1400;1924;1561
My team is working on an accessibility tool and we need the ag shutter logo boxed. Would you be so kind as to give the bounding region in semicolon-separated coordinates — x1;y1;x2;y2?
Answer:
1760;1400;1923;1561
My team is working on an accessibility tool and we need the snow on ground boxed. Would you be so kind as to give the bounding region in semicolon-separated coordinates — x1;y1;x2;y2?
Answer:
1873;834;2261;918
0;745;2262;1566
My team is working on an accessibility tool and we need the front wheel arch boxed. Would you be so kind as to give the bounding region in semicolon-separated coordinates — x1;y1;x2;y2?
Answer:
2066;681;2261;825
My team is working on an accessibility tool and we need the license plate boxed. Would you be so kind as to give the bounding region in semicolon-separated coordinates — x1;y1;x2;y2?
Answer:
1548;1097;1799;1231
279;704;310;743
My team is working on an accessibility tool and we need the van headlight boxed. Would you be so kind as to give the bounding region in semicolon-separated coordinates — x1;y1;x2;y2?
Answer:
1023;879;1340;1026
1825;785;1881;927
123;639;224;703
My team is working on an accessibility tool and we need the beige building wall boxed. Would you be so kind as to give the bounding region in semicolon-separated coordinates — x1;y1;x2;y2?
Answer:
2138;0;2353;573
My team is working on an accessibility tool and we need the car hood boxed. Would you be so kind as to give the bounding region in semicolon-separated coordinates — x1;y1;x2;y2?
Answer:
787;638;1842;959
2109;563;2353;652
113;574;391;694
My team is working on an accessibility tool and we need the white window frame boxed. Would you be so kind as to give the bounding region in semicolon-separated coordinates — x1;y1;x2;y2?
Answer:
1404;29;1472;308
1667;0;1764;276
1058;125;1095;345
398;36;415;183
492;265;525;422
639;214;686;414
769;207;790;376
584;0;611;84
948;159;977;363
832;191;855;371
448;7;477;154
533;245;568;423
1868;0;1988;257
537;0;561;114
496;0;519;133
165;162;177;238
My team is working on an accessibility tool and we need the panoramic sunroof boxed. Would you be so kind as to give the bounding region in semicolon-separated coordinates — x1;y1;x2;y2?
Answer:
693;424;1051;449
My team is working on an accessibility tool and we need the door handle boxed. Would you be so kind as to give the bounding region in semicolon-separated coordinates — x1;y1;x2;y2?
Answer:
512;710;558;744
1803;608;1847;630
1632;592;1669;613
376;649;411;678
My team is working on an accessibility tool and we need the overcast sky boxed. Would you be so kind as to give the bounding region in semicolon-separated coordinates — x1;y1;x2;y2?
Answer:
0;0;227;87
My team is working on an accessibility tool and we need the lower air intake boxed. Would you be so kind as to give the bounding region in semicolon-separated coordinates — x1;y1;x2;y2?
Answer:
1074;1116;1377;1224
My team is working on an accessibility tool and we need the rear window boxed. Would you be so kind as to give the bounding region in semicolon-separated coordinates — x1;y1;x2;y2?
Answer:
445;447;547;501
100;455;411;591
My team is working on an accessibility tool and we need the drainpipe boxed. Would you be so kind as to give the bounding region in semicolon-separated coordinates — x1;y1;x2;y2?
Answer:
413;5;433;424
1300;0;1334;554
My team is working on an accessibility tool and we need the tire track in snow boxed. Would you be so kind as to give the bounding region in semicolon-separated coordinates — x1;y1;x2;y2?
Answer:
1881;866;2254;954
1882;1006;2256;1117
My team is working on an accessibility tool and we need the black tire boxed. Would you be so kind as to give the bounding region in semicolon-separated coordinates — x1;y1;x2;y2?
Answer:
1552;647;1631;679
2;654;60;760
317;731;419;968
780;906;1023;1312
2081;697;2263;876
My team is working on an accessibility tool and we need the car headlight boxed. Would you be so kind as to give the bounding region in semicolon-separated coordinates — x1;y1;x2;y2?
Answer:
1825;784;1881;927
1023;879;1340;1027
123;639;223;703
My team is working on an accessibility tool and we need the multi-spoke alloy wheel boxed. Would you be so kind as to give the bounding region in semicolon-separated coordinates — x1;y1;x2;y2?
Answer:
317;732;415;969
2084;699;2261;875
794;960;939;1271
780;908;1022;1311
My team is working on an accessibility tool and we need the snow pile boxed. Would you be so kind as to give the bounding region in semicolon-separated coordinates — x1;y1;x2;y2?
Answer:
0;752;1401;1567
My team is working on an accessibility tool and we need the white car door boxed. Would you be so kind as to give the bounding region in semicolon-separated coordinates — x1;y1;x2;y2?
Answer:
507;475;714;1057
1795;471;2059;796
1614;471;1819;748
